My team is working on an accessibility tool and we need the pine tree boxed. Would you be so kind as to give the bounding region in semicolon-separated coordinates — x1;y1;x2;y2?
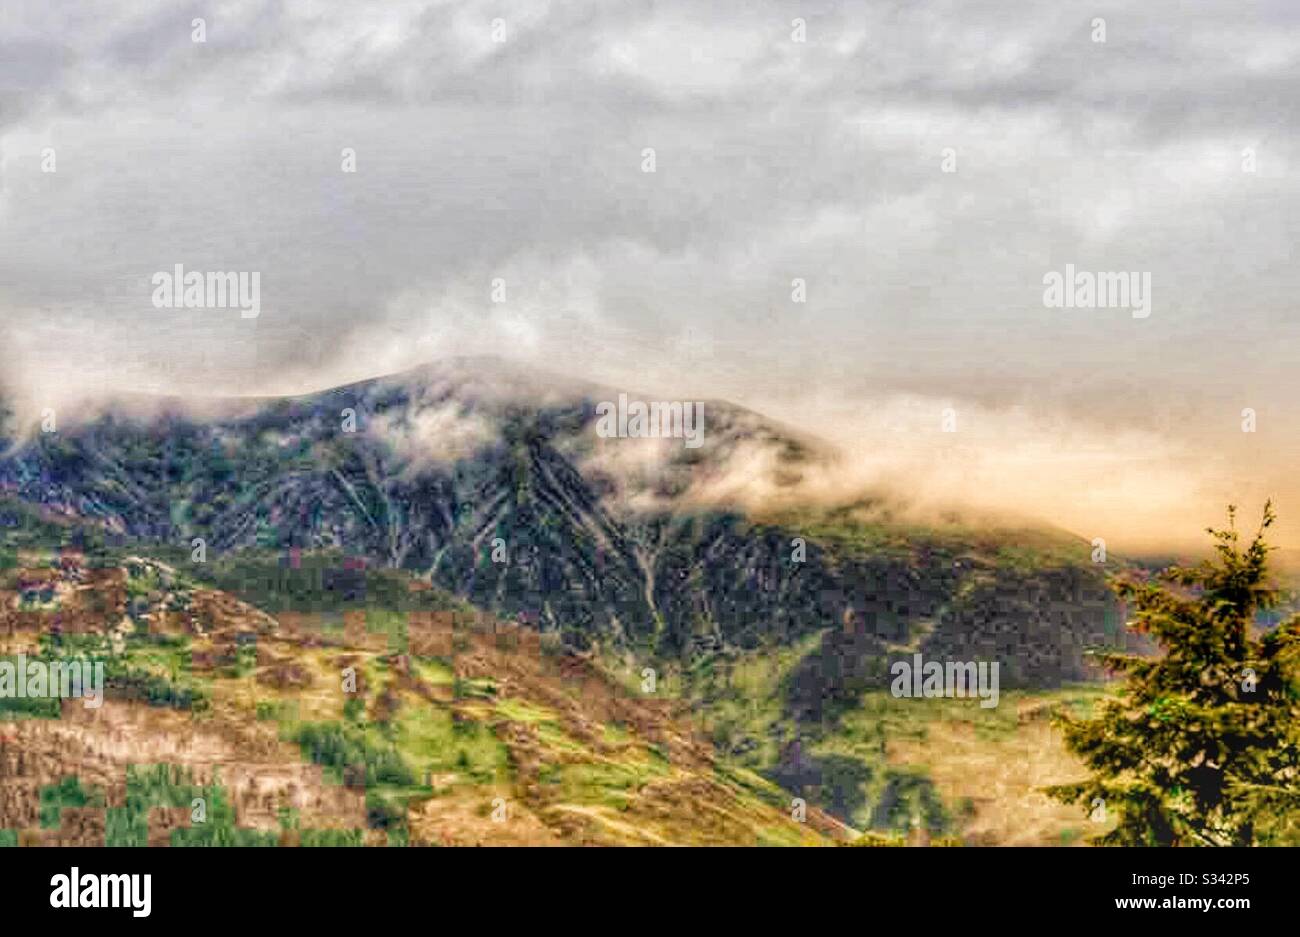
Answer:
1048;503;1300;845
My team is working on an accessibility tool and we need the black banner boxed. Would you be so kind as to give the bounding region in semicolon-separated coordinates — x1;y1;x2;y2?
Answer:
5;846;1280;926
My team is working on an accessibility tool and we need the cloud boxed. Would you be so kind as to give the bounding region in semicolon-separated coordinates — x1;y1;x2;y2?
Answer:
368;402;497;472
1;0;1297;548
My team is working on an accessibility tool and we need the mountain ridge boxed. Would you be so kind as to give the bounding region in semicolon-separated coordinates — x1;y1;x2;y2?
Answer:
0;357;1123;689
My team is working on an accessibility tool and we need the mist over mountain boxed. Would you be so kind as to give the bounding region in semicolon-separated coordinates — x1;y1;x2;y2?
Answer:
0;358;1124;707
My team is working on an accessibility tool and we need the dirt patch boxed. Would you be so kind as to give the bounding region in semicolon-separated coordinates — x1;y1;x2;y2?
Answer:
0;701;366;845
886;710;1105;846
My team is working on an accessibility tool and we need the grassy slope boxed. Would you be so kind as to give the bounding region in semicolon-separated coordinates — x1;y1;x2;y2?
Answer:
0;516;838;845
642;642;1117;844
575;503;1121;843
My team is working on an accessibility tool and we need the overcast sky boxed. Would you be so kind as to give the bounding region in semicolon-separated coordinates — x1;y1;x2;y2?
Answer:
1;1;1298;550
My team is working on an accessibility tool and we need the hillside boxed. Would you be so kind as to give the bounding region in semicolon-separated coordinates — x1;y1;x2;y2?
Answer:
0;544;845;846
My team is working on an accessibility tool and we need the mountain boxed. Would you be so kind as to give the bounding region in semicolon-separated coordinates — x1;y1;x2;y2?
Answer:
0;357;1123;676
0;357;1130;837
